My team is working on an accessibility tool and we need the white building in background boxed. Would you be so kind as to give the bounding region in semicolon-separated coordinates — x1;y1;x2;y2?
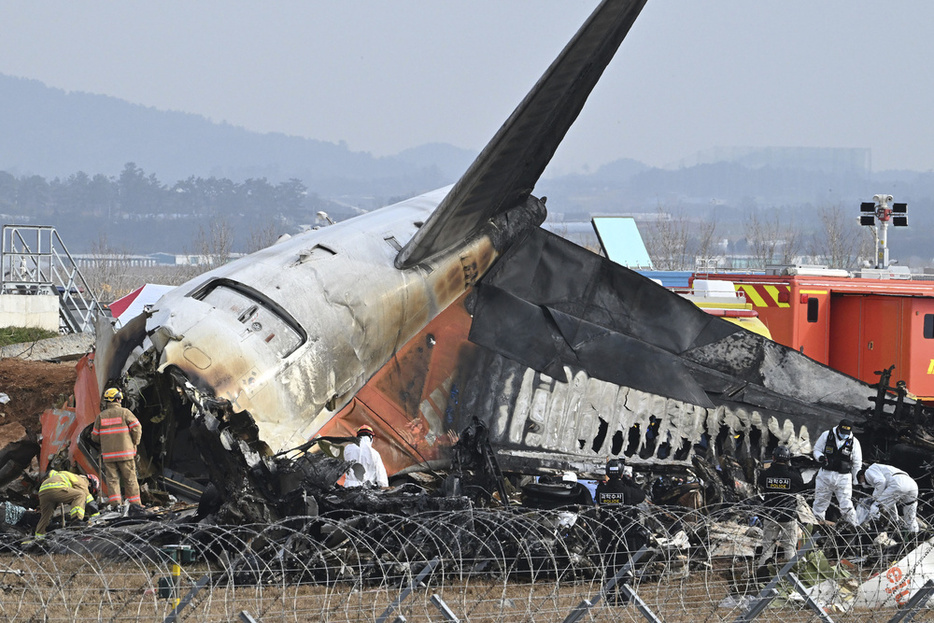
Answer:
73;253;244;269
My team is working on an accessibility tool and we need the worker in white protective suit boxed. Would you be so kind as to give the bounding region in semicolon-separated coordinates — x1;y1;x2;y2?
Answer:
858;463;919;534
812;418;862;525
343;425;389;488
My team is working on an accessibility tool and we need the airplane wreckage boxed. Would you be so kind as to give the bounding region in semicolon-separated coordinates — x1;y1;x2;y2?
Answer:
26;0;934;530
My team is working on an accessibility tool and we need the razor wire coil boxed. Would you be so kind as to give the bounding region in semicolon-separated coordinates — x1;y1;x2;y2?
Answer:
1;497;933;622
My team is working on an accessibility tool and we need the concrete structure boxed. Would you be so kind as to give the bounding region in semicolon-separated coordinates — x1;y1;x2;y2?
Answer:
0;331;94;361
0;294;59;331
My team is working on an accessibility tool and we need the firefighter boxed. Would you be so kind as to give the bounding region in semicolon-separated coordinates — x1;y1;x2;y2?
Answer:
343;425;389;487
858;463;919;534
595;459;645;506
756;446;804;571
812;418;862;525
36;471;99;537
91;388;143;507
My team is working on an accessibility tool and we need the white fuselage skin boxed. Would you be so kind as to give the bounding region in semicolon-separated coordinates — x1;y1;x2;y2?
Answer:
145;186;507;452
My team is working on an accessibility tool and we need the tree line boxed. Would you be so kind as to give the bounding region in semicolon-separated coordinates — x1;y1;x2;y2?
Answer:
0;163;916;275
644;203;875;272
0;163;330;220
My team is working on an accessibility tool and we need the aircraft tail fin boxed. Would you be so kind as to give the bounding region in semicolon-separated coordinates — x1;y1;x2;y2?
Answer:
395;0;648;269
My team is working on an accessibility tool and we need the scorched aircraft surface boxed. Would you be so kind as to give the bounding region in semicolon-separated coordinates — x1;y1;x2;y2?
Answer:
88;0;650;477
69;0;907;517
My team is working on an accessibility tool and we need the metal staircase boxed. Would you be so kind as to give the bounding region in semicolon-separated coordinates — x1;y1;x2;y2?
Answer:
0;225;105;333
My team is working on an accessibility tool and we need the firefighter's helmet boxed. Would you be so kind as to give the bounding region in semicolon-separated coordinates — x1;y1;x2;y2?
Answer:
356;425;375;438
103;388;123;403
87;474;100;495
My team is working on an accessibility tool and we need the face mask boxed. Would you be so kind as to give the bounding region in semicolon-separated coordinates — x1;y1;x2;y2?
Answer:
837;428;851;440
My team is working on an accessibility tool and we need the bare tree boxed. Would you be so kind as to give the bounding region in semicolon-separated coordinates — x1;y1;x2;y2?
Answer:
744;210;801;269
646;205;690;270
83;234;207;303
809;203;868;270
178;216;234;281
691;216;719;268
245;221;282;254
779;222;802;266
644;205;722;271
83;233;133;302
858;225;875;267
194;216;233;267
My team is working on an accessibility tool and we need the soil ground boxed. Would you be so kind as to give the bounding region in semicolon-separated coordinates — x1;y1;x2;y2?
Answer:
0;358;76;442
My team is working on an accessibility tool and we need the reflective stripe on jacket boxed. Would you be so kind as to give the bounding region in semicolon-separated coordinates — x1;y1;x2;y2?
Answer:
39;470;93;503
91;405;142;462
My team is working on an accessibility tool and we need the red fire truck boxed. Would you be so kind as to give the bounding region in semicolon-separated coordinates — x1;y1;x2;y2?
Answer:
701;268;934;402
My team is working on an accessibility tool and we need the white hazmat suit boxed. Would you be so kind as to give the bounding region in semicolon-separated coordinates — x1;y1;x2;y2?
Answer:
862;463;919;533
812;424;862;525
343;434;389;488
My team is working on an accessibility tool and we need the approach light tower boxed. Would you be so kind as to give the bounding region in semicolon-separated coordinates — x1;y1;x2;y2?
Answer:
860;194;908;269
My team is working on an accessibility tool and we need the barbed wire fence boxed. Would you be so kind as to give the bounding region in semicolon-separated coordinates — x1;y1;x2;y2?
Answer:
2;496;933;622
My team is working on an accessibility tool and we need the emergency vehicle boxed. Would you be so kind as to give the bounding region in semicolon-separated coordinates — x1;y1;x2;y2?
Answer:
695;195;934;401
699;268;934;402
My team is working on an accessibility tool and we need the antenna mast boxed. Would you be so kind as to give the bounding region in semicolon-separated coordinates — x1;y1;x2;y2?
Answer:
859;194;908;269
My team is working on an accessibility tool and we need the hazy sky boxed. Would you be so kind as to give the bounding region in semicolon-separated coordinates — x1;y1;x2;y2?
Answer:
2;1;932;175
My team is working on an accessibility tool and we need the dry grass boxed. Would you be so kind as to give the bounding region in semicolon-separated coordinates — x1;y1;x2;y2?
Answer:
0;551;913;623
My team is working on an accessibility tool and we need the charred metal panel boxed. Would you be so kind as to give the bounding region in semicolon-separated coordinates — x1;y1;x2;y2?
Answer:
683;330;871;409
472;226;737;354
457;349;821;475
458;227;885;474
470;228;873;417
316;295;477;475
94;312;147;395
469;284;714;406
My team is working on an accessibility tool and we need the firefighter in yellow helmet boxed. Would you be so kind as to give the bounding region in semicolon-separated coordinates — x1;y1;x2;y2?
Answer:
36;471;99;537
91;388;143;507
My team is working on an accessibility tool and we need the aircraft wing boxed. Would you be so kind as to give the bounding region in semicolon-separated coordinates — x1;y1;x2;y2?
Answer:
395;0;648;269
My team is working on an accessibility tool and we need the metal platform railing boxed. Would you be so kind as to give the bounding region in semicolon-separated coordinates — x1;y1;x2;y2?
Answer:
0;224;105;333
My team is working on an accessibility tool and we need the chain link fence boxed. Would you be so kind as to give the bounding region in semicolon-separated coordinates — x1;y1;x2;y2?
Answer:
2;497;932;622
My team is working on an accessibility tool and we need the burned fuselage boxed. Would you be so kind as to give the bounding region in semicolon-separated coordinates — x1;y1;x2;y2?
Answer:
318;227;903;490
87;0;650;512
81;0;913;517
103;192;545;454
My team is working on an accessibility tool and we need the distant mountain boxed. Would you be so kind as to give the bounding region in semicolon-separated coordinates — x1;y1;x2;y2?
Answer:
0;74;472;198
395;143;477;181
592;157;650;183
3;73;933;239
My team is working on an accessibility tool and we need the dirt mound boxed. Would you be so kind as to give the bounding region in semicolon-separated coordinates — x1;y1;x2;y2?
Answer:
0;358;76;437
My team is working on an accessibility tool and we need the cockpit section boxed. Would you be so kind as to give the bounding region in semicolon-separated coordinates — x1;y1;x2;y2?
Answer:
190;278;306;358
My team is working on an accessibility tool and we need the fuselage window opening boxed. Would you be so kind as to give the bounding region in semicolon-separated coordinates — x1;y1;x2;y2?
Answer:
192;279;306;357
924;314;934;339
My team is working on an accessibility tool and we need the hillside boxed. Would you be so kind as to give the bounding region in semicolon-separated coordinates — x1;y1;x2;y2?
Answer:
2;73;934;264
0;74;475;196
